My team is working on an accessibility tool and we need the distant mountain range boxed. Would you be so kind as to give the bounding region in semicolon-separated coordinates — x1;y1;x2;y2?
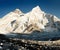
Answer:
0;6;60;34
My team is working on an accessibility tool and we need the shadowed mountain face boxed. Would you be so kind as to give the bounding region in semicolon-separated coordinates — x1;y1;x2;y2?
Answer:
1;31;60;41
0;6;60;34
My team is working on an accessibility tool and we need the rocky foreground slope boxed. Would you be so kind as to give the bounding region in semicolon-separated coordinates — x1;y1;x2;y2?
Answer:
0;34;60;50
0;6;60;34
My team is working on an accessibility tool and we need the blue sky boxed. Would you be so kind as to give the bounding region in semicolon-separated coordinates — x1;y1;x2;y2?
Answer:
0;0;60;18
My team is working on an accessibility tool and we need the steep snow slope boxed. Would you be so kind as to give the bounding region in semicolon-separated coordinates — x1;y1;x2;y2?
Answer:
0;6;60;34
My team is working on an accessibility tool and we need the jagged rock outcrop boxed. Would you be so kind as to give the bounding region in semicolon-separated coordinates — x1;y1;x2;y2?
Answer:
0;6;60;34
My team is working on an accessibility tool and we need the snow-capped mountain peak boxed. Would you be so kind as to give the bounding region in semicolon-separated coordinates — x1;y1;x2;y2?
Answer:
32;6;44;13
13;9;23;14
0;6;60;34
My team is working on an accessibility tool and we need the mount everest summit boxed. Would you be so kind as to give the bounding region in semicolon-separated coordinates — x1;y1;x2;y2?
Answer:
0;6;60;34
